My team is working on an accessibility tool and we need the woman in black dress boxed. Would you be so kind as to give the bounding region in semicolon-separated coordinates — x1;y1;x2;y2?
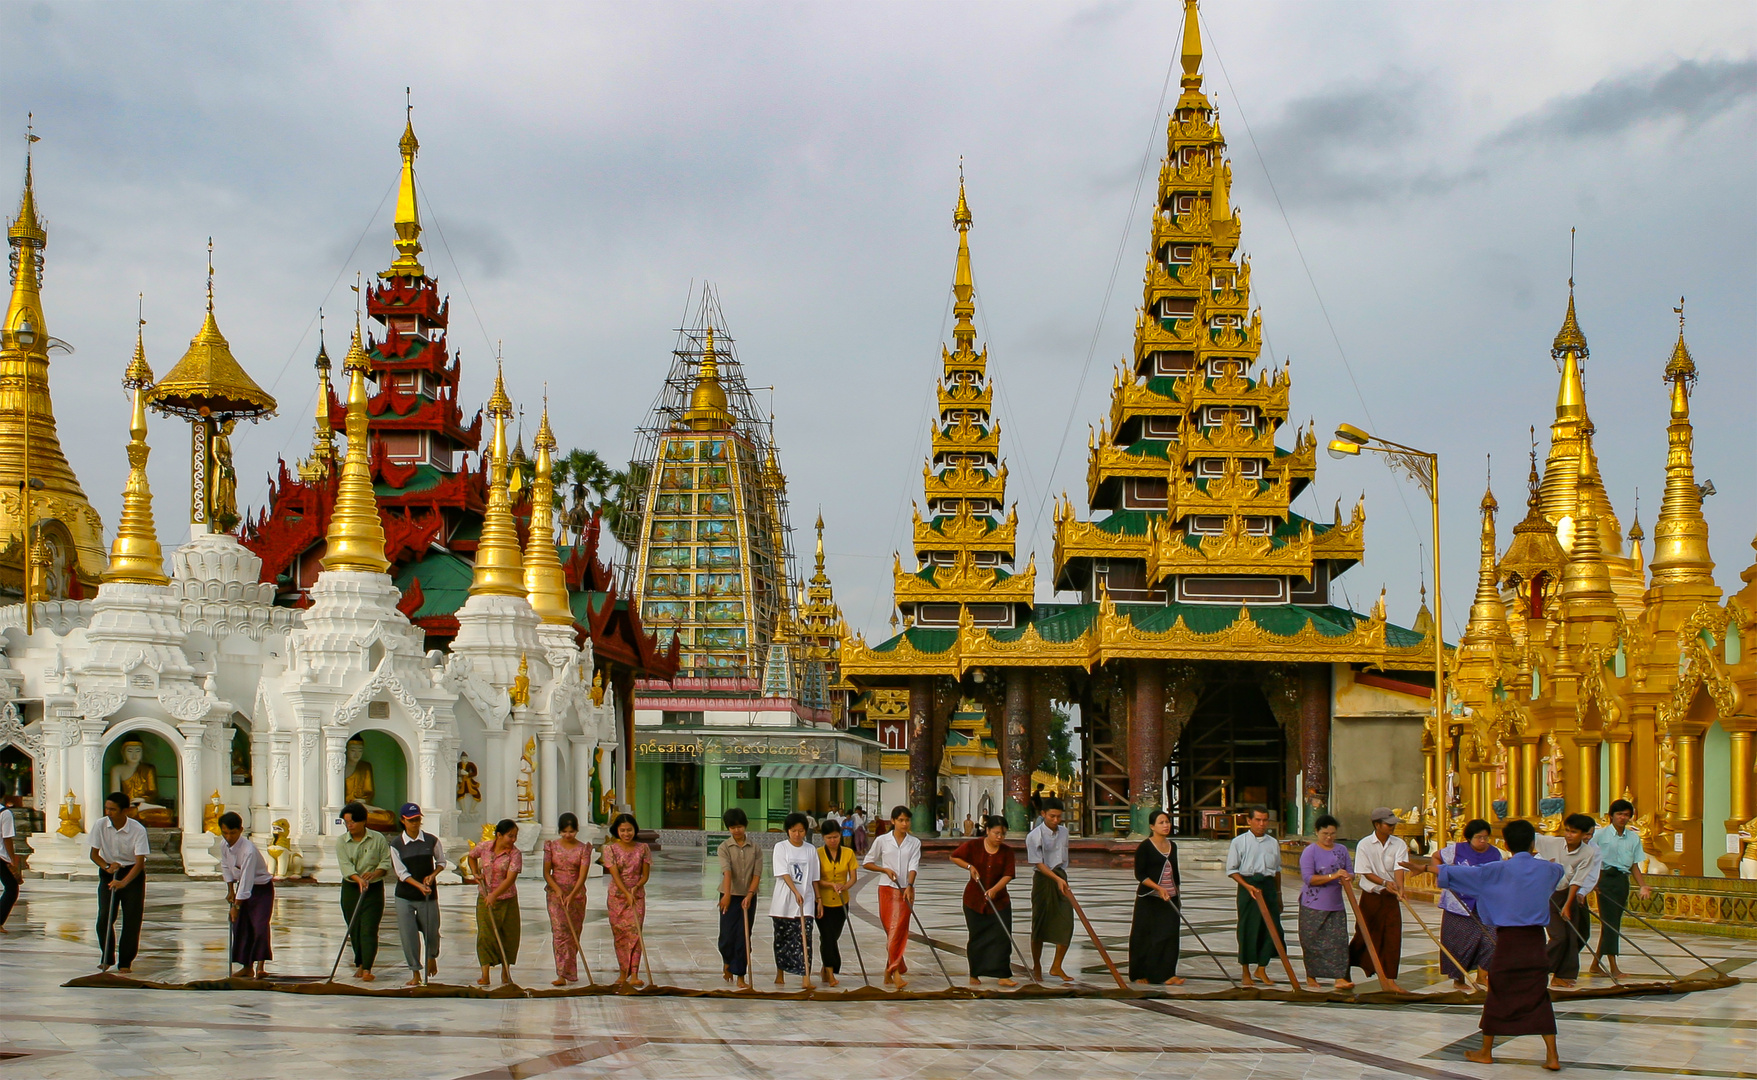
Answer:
1129;809;1184;985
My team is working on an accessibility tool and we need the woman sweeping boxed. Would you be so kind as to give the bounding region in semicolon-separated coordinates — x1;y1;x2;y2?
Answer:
770;812;821;988
469;819;522;986
601;813;651;987
1128;809;1184;986
1436;818;1503;990
1297;814;1354;991
543;812;592;986
949;815;1017;987
816;818;858;986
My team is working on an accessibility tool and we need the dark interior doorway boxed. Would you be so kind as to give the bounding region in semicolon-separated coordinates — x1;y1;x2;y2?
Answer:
661;762;702;829
1167;677;1285;836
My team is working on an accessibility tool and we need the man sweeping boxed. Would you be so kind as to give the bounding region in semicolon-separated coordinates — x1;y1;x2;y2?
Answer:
1540;813;1602;988
1026;797;1074;983
219;812;274;978
1224;807;1283;987
1588;799;1652;980
1349;807;1408;992
1405;818;1565;1071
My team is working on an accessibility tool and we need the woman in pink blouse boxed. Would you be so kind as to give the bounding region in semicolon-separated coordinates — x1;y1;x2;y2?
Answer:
543;812;593;985
600;813;651;987
469;819;523;986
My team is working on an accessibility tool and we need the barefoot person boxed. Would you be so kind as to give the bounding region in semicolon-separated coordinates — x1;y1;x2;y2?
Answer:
219;812;274;978
601;813;651;987
716;808;760;990
863;805;920;988
88;792;149;974
335;801;391;982
1026;797;1074;983
469;819;522;986
816;818;857;987
1543;813;1601;989
1349;807;1408;993
543;812;591;986
1588;799;1652;979
951;815;1018;988
1130;809;1186;987
1405;818;1566;1071
389;803;447;986
1224;807;1282;987
1435;818;1504;990
770;812;821;988
1296;814;1353;991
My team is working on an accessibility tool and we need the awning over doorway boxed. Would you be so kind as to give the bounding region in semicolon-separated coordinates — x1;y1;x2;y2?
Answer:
757;762;884;783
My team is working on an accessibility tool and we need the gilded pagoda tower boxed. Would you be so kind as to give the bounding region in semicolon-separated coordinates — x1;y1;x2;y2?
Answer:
0;151;107;600
844;0;1434;840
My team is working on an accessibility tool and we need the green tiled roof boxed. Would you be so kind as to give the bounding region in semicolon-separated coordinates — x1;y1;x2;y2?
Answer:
1093;511;1157;536
375;464;449;498
874;626;957;654
393;552;474;619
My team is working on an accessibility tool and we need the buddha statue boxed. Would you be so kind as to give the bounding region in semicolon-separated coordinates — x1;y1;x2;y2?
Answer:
343;737;395;829
266;819;303;879
201;791;226;835
56;790;82;838
109;739;172;826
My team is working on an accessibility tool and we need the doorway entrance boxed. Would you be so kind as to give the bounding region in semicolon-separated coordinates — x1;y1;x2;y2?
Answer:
661;762;703;829
1167;676;1285;836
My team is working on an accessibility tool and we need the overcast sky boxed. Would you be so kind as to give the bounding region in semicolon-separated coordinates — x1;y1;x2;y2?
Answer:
3;0;1752;640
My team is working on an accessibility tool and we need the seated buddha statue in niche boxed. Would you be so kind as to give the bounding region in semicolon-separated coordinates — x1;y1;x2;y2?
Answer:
344;736;396;830
109;739;173;827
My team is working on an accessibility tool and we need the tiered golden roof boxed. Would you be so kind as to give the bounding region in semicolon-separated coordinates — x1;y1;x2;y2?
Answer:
318;327;389;574
893;173;1034;625
1647;304;1714;589
523;400;573;624
1051;1;1358;604
0;153;107;593
797;513;847;647
469;362;526;596
101;327;167;585
147;258;277;419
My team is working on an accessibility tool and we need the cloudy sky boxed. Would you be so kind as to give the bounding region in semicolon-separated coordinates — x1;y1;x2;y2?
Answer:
3;0;1752;639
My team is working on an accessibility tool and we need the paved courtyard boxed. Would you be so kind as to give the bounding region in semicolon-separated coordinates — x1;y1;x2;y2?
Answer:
0;845;1751;1079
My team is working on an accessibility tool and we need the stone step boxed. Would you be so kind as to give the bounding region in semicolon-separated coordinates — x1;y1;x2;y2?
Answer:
144;827;184;876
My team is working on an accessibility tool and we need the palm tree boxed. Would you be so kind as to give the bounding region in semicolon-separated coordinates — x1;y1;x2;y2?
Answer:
552;448;636;548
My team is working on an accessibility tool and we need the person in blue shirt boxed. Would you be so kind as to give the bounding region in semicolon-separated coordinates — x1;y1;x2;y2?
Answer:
1404;818;1565;1072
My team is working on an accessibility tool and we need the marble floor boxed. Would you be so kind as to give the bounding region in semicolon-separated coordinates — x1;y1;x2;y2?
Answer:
0;845;1751;1079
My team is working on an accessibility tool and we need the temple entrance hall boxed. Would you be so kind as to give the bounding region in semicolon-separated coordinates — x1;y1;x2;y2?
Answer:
1167;675;1286;836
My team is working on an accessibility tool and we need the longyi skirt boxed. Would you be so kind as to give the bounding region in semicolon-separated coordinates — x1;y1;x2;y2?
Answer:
1480;924;1555;1036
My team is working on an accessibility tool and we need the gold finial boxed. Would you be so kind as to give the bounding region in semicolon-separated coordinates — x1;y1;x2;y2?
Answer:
953;158;972;228
950;171;976;355
9;117;44;253
104;307;168;585
319;322;389;573
524;394;573;624
470;356;526;596
1559;424;1615;608
1551;237;1589;363
1179;0;1203;90
385;92;424;279
683;324;733;430
1462;469;1507;646
815;510;826;572
303;313;337;478
1648;299;1713;588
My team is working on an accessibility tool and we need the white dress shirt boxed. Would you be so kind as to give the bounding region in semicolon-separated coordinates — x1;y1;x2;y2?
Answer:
0;806;14;864
1538;835;1602;894
89;815;151;868
1354;832;1411;894
864;830;921;891
221;836;274;900
1224;831;1282;878
1026;821;1070;870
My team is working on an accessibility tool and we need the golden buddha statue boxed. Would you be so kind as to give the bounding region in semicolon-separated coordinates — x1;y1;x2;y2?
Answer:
509;652;531;707
201;790;225;835
110;739;173;826
56;789;82;838
343;736;395;829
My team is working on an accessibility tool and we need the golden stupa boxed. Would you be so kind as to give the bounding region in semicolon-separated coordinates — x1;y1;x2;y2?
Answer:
468;362;526;597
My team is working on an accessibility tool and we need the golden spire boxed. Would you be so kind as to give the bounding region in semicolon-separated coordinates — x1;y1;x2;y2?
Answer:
384;91;424;279
470;360;526;595
1462;481;1507;644
951;162;976;356
1646;297;1714;588
1179;0;1203;91
102;315;168;585
523;396;573;624
1559;424;1616;612
683;325;733;431
303;323;337;479
1627;500;1645;573
319;325;389;573
813;510;827;579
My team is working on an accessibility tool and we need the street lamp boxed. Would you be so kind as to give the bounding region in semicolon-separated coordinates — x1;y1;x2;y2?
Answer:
1330;424;1448;850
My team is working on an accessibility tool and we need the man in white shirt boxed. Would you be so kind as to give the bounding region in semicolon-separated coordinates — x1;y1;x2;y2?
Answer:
0;779;20;931
88;791;151;973
863;805;921;988
1224;807;1284;987
1542;813;1602;988
1026;797;1074;982
1349;807;1408;993
219;811;274;978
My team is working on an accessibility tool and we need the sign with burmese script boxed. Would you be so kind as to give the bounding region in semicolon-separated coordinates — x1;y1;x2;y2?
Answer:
633;731;876;773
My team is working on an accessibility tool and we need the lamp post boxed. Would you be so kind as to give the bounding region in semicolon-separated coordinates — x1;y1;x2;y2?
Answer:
1327;424;1448;850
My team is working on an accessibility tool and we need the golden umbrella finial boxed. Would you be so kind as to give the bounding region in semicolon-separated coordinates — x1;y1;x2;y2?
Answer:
471;355;526;596
103;300;168;586
524;391;572;624
319;321;389;574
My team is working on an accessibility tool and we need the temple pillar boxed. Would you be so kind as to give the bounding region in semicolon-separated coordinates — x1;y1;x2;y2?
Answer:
1570;736;1601;817
80;720;106;832
538;729;560;834
907;676;936;834
1675;729;1704;876
1517;739;1541;819
1128;661;1164;837
484;728;510;824
1300;664;1330;822
1606;735;1630;805
323;728;347;832
1719;728;1754;878
1002;669;1031;832
418;739;442;827
569;734;597;826
268;732;292;817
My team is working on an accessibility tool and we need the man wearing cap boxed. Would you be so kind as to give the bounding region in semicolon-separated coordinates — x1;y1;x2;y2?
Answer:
388;803;446;986
1349;807;1407;993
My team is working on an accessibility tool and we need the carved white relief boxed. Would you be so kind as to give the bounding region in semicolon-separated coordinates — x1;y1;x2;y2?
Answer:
76;690;127;722
159;685;213;723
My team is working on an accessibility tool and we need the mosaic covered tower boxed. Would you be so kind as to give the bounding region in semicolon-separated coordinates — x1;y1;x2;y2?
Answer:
894;176;1034;630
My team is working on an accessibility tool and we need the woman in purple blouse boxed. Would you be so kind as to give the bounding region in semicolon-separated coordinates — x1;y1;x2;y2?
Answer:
1297;815;1354;990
